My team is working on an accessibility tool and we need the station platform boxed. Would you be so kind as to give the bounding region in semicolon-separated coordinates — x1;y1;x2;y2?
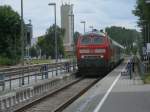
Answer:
63;60;150;112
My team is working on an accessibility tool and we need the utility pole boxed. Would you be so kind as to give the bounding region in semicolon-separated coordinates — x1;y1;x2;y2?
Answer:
21;0;25;85
21;0;24;66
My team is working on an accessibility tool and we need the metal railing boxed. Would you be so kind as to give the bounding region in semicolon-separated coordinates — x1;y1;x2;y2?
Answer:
0;75;76;111
0;61;77;92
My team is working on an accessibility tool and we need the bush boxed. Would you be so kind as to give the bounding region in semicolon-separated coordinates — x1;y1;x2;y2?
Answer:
0;56;14;65
143;74;150;84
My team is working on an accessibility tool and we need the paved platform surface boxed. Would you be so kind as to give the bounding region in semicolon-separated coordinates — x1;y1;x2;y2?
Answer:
63;61;150;112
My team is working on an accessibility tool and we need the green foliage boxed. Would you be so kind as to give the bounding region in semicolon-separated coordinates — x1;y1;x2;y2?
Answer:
29;46;38;57
37;25;65;59
74;31;80;45
0;56;15;65
133;0;150;43
105;26;142;54
133;0;150;25
143;73;150;84
0;5;21;65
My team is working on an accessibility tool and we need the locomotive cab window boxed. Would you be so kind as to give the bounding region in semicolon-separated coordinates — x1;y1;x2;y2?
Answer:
81;37;91;45
93;36;104;44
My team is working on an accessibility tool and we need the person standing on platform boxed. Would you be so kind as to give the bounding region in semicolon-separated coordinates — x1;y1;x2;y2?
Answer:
132;58;135;72
127;60;132;79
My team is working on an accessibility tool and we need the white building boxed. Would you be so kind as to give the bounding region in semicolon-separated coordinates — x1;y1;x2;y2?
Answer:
61;4;74;52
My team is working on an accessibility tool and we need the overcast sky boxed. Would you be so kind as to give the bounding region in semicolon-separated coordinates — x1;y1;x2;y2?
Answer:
1;0;138;38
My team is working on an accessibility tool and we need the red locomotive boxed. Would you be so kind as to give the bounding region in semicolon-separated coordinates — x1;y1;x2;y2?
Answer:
76;30;124;76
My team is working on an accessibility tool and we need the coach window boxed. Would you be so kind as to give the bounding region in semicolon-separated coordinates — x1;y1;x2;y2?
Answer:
81;37;91;45
93;37;104;44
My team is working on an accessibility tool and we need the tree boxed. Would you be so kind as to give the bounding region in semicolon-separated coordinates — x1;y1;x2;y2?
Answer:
105;26;141;54
73;31;80;45
37;25;65;59
29;46;38;58
0;5;21;65
133;0;150;25
37;36;47;57
133;0;150;43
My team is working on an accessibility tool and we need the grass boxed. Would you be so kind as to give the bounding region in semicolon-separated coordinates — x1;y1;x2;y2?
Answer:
25;59;51;65
0;56;15;66
143;73;150;84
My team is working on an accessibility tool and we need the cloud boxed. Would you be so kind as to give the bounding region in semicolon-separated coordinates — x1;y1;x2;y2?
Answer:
2;0;138;37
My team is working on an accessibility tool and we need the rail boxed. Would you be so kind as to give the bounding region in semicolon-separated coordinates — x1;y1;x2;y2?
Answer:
0;74;77;112
13;78;99;112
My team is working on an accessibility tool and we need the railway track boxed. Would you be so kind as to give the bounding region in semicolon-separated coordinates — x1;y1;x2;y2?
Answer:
14;77;100;112
0;62;72;77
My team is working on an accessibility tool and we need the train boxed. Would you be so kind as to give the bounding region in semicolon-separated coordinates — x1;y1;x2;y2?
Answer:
76;30;124;76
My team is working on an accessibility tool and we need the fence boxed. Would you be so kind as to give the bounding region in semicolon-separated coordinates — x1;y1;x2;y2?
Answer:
137;56;146;79
0;61;77;92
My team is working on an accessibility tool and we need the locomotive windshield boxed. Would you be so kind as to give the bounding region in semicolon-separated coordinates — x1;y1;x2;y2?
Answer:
80;36;104;45
81;37;91;45
93;36;104;44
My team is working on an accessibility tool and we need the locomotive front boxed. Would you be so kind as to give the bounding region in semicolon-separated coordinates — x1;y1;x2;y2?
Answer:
76;32;109;74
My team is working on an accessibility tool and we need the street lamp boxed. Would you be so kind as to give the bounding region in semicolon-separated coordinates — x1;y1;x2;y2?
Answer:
89;26;93;31
48;3;58;75
68;14;74;43
68;13;75;70
80;21;86;34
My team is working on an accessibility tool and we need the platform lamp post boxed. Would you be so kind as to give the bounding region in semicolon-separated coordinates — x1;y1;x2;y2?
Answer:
48;3;58;75
81;21;86;34
20;0;25;86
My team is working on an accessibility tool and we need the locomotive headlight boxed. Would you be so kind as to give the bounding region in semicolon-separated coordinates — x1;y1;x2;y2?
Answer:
79;49;90;53
81;55;85;59
100;55;104;58
95;49;106;53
